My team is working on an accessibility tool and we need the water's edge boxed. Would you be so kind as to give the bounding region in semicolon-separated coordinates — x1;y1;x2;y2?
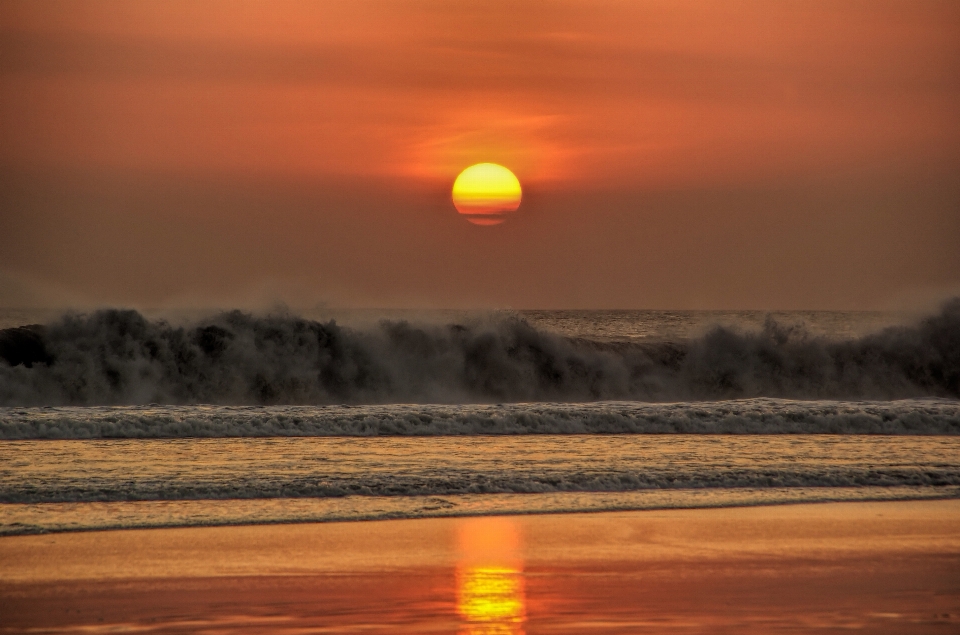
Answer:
3;486;957;536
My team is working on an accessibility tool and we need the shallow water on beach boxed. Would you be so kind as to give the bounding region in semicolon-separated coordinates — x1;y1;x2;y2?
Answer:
4;486;957;536
2;434;958;534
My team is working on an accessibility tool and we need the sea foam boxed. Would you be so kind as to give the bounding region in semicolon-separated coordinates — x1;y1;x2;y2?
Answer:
1;398;958;439
1;299;957;406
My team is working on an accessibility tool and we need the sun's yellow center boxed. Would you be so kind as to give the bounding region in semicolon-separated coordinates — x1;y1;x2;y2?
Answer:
452;163;522;226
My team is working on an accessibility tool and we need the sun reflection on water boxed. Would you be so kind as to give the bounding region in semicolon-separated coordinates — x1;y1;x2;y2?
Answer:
456;517;526;635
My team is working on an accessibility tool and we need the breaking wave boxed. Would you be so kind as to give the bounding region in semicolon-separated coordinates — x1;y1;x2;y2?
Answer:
1;399;958;439
1;299;958;406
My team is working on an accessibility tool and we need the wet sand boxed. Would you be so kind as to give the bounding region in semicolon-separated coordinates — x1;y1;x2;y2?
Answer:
2;500;959;633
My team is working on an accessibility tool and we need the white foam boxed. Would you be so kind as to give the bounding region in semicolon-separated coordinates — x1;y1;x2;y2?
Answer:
1;398;957;439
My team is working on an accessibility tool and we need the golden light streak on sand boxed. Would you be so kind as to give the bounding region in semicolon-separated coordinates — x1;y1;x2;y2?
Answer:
456;517;526;634
2;502;959;632
457;566;525;634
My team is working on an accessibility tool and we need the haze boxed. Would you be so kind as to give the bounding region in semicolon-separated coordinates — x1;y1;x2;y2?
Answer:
1;0;958;310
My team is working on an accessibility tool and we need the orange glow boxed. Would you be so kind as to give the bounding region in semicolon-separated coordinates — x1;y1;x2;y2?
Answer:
0;1;957;310
456;517;526;634
452;164;522;226
3;1;955;190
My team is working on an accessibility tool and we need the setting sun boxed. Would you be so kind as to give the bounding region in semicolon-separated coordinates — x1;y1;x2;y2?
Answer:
452;163;522;226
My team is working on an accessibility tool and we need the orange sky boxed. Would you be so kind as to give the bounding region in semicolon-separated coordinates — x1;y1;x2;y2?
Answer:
1;0;958;309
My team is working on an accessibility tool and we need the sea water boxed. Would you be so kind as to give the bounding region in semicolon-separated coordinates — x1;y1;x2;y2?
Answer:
2;434;958;535
1;305;957;535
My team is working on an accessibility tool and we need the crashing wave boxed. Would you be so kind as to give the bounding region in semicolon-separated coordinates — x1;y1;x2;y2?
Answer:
0;299;958;406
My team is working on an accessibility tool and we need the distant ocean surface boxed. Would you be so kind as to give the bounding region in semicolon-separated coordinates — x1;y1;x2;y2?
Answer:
1;304;958;535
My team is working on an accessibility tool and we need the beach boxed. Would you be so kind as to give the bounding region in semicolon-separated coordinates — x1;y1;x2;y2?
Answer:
3;500;959;633
3;0;958;630
2;309;958;632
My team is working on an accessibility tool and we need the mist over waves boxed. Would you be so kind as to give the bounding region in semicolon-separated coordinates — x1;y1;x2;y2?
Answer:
0;299;958;407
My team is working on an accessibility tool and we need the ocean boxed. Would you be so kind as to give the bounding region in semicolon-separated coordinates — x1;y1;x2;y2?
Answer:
1;304;958;535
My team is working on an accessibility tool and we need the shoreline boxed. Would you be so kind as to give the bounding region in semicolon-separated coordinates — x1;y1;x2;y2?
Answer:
3;500;959;632
4;486;959;537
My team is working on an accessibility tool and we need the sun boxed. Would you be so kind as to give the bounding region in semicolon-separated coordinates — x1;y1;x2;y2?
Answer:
452;163;522;226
